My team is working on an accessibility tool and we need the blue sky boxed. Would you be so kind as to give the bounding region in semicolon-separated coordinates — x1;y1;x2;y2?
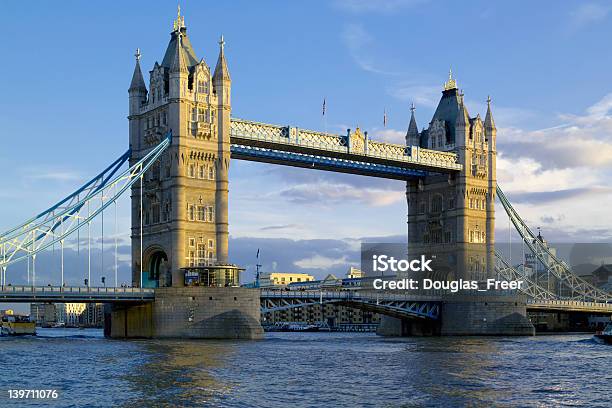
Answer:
2;0;612;292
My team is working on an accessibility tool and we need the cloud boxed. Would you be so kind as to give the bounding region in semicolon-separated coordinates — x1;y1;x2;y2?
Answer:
259;224;302;231
279;182;404;207
334;0;427;14
388;83;441;108
497;93;612;170
294;254;353;270
569;3;610;30
341;23;382;74
24;171;81;182
501;187;612;205
340;23;400;75
370;128;406;144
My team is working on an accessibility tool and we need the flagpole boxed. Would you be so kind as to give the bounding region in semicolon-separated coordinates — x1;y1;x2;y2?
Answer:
322;97;327;134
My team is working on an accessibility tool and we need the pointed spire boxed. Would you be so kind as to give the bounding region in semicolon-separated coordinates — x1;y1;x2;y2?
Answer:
444;68;457;90
485;95;496;130
213;35;231;82
173;4;185;32
170;32;188;73
406;103;419;145
456;91;469;127
129;48;147;91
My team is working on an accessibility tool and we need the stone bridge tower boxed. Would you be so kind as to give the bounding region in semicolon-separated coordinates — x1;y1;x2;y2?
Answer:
406;72;496;282
128;10;232;287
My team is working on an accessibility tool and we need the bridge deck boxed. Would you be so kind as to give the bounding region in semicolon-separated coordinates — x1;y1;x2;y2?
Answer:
0;286;155;303
527;299;612;314
230;118;462;176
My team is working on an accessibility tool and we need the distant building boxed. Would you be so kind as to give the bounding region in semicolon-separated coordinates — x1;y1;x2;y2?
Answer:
30;303;57;326
84;303;105;327
55;303;87;327
262;267;380;330
346;267;363;279
259;272;315;287
589;264;612;288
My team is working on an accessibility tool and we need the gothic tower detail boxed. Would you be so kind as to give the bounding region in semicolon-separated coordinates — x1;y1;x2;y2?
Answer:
406;71;496;281
128;10;232;287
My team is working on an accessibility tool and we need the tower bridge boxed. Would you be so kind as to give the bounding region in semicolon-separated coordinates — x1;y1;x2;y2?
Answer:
1;9;610;338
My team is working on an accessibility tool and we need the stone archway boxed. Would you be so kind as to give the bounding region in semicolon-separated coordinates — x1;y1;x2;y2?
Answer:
143;247;170;288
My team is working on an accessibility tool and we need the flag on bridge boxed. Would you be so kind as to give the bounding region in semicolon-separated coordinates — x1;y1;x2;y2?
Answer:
383;109;387;127
322;98;326;116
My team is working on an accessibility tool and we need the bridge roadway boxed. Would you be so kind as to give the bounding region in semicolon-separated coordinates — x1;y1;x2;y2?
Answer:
260;289;612;318
1;287;610;316
0;286;155;303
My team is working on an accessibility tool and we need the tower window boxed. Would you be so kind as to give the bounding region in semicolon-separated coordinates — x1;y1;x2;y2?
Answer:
163;202;170;221
197;205;206;222
208;165;215;180
188;164;196;178
198;80;207;94
188;204;195;221
191;108;198;122
206;206;214;222
431;195;443;213
151;202;160;224
208;239;214;249
199;165;205;179
198;108;206;122
197;243;206;266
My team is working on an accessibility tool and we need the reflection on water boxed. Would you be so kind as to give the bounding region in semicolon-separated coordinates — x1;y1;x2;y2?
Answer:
125;340;235;407
0;329;609;407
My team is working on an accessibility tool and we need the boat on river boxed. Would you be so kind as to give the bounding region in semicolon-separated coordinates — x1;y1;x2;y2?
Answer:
1;314;36;336
594;323;612;344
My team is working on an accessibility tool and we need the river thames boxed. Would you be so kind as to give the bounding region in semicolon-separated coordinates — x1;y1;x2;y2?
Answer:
0;329;609;407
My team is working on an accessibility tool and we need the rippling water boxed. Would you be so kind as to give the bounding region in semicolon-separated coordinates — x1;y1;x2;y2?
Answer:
0;329;609;407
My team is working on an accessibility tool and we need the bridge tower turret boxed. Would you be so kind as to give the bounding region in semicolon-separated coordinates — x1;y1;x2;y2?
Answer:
405;103;420;147
128;9;234;288
128;49;147;117
212;35;232;264
406;71;495;282
484;96;497;278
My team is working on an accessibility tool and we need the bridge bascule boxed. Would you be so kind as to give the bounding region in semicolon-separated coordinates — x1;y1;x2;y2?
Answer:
0;9;610;338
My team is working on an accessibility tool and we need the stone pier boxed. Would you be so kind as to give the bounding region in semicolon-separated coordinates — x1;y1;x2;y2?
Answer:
377;294;535;336
105;287;263;339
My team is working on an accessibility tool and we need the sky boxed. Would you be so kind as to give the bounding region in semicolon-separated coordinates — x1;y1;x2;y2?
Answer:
2;0;612;295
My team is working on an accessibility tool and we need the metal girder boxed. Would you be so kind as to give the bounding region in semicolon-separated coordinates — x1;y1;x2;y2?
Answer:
494;252;558;301
0;151;129;244
230;118;462;173
230;144;426;180
497;185;612;303
260;290;440;320
0;132;172;273
0;285;155;303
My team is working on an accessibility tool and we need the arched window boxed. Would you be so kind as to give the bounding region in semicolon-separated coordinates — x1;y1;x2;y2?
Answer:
431;194;443;213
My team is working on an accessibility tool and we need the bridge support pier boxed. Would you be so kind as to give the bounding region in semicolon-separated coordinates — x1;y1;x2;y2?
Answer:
105;287;263;339
377;295;534;336
377;316;440;336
